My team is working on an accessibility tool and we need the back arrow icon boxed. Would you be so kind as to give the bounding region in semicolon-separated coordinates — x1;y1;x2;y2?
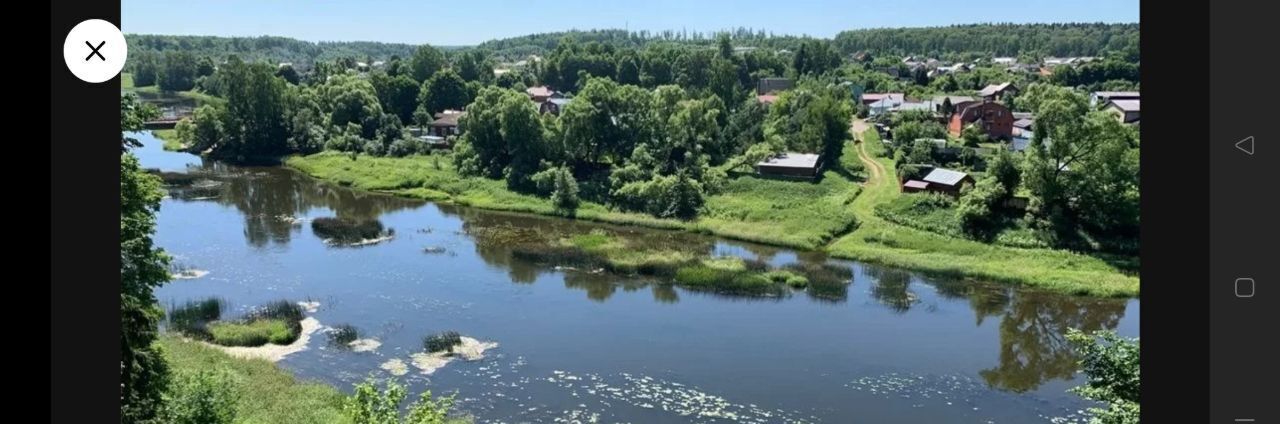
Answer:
1235;136;1254;155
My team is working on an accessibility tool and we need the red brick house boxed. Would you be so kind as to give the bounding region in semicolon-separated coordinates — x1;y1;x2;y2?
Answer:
948;100;1014;140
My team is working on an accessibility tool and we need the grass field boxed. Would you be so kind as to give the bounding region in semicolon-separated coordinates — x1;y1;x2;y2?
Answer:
161;336;352;423
287;146;863;250
827;128;1139;297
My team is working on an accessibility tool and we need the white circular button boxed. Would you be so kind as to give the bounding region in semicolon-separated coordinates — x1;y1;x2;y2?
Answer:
63;19;127;83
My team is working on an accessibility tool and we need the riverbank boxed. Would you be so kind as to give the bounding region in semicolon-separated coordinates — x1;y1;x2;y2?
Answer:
827;129;1139;297
151;129;184;151
160;335;351;423
286;147;863;251
285;139;1137;297
122;72;223;105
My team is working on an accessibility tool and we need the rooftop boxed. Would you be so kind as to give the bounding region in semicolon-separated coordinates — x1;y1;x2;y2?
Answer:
756;94;779;104
526;86;555;98
757;152;821;169
922;168;970;186
903;180;930;189
978;82;1014;97
1108;99;1141;112
1093;91;1140;99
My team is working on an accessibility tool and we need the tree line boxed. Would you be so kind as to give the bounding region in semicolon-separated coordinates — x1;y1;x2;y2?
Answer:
833;23;1139;58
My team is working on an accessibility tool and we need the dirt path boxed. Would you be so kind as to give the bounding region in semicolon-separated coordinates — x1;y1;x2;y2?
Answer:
851;119;885;185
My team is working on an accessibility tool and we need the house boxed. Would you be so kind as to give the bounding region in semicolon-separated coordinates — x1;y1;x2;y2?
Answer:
1090;91;1140;107
757;77;793;95
1013;117;1035;134
901;179;931;193
919;167;974;195
755;153;822;179
862;92;905;107
992;57;1016;65
1106;99;1141;124
756;94;780;105
978;82;1018;100
429;110;465;138
539;97;572;115
949;100;1014;140
526;86;558;102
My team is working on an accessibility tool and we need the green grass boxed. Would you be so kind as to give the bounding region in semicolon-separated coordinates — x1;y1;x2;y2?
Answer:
160;335;351;423
287;147;863;250
827;128;1139;297
152;129;185;151
208;319;296;347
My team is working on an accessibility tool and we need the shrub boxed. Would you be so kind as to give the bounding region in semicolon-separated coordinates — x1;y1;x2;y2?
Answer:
163;368;240;424
1067;329;1140;424
423;331;463;354
343;377;456;424
312;217;387;244
387;137;423;157
328;324;359;347
208;319;294;347
956;177;1008;238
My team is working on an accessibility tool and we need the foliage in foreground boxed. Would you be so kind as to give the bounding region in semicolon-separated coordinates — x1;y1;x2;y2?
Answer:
1067;329;1140;424
163;368;240;424
344;377;458;424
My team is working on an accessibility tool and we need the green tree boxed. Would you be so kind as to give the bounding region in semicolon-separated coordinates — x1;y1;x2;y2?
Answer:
550;167;580;213
343;378;455;424
216;58;291;158
275;64;301;85
987;150;1022;195
373;73;422;124
420;69;469;115
409;45;446;83
615;54;641;86
120;147;172;422
121;94;158;150
1067;329;1140;424
955;177;1005;238
159;51;199;91
132;52;160;87
961;123;987;147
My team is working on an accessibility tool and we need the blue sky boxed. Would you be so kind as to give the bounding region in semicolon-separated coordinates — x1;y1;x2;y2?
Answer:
123;0;1138;46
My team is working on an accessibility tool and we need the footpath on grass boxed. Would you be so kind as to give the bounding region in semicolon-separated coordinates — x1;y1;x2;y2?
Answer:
826;125;1139;297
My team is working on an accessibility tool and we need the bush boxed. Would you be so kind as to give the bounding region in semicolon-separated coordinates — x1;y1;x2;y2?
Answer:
311;217;387;243
328;324;359;346
1067;329;1140;424
548;167;580;212
343;377;456;424
423;331;463;354
956;177;1007;238
388;137;423;157
163;368;240;424
208;319;295;347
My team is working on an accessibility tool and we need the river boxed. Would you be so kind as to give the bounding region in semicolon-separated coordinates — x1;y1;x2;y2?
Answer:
135;132;1138;423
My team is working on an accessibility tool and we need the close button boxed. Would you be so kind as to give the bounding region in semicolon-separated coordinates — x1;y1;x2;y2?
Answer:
62;19;127;83
1235;278;1255;298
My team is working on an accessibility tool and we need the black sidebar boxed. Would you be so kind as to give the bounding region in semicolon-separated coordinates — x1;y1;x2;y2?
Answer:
1210;1;1279;422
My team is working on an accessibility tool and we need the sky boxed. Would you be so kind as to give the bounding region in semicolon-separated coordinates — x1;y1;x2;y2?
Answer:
122;0;1139;46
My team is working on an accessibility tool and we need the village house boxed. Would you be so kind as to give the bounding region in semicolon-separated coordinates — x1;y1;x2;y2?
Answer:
526;86;559;103
932;95;975;114
755;152;822;179
992;57;1017;65
1105;99;1141;124
429;110;465;138
978;82;1018;100
756;93;780;105
902;167;974;195
949;100;1014;140
757;77;793;95
1090;91;1140;107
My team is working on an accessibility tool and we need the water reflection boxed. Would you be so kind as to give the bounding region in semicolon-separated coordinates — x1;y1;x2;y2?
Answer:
137;133;1134;399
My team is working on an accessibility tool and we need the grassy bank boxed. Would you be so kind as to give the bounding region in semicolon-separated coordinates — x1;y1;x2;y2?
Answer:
286;147;862;250
152;129;185;151
161;335;351;423
827;129;1139;297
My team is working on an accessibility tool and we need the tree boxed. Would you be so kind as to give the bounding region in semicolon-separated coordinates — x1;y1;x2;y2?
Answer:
120;148;171;422
275;64;301;85
956;177;1006;238
1067;329;1140;424
455;50;494;83
159;51;199;91
121;94;158;150
763;88;851;167
722;98;766;158
132;52;160;87
550;167;580;213
961;123;987;147
615;54;641;86
373;73;421;124
321;73;384;139
409;44;446;83
420;69;469;115
987;150;1022;195
343;378;455;424
891;121;947;148
211;57;291;158
940;96;954;116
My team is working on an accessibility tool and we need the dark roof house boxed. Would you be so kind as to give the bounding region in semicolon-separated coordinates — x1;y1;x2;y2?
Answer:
429;110;465;138
1106;99;1140;124
978;82;1018;99
918;167;974;194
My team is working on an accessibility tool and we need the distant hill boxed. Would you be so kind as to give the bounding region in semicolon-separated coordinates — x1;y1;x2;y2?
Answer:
125;34;422;66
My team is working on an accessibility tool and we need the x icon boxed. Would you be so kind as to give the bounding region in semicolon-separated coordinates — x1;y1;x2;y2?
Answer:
85;41;106;61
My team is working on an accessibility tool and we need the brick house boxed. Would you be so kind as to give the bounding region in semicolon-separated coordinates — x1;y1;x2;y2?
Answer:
948;100;1014;140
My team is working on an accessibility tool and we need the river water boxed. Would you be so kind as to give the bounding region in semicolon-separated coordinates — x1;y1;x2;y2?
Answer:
136;132;1138;423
